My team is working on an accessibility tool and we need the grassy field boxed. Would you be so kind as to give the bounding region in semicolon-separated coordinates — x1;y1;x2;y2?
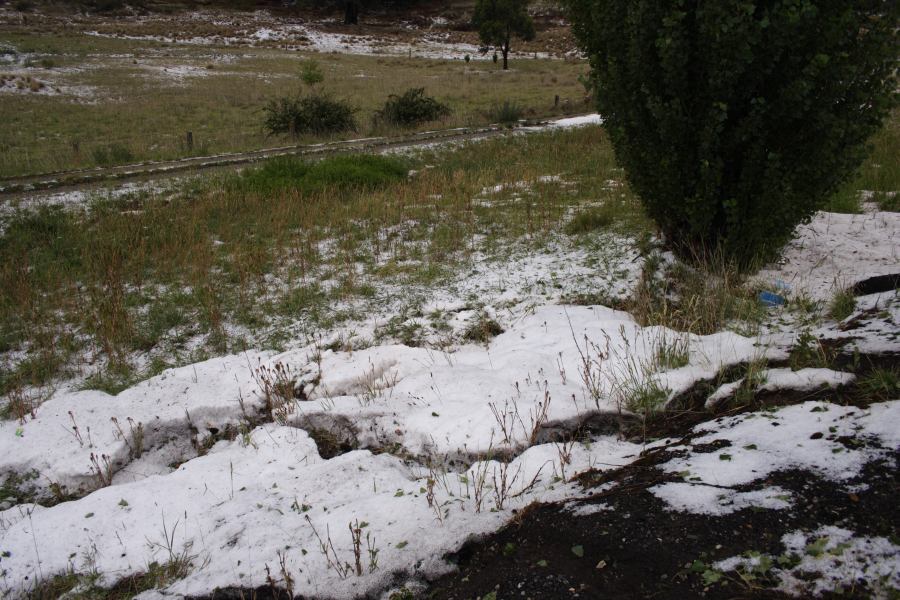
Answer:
0;125;649;406
0;28;589;177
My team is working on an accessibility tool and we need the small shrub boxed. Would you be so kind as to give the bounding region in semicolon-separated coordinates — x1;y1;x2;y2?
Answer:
375;88;451;128
300;60;325;87
486;100;523;125
263;92;357;138
828;289;856;321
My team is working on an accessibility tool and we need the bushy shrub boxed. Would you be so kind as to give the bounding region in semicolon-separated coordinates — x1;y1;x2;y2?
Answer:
375;88;451;127
237;154;408;195
486;100;523;125
565;1;898;269
263;92;357;138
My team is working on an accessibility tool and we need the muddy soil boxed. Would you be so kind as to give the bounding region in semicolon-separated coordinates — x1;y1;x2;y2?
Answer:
425;445;898;600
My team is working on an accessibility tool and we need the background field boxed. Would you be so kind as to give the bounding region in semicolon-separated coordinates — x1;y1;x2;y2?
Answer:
0;28;588;177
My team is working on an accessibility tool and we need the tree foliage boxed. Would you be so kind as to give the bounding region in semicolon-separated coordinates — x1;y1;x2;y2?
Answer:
472;0;535;70
565;0;897;269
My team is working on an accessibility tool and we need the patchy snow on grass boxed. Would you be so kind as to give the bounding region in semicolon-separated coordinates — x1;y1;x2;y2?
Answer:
715;526;900;598
705;368;855;409
654;400;899;514
0;179;179;233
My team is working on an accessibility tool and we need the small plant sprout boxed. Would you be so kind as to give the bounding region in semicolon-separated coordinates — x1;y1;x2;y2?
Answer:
305;515;350;579
68;411;86;447
554;438;577;482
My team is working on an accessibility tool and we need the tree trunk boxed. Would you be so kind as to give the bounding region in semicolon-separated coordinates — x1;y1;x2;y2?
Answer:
344;1;358;25
502;31;510;70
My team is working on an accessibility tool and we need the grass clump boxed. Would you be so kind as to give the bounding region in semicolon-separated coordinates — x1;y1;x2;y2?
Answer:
263;92;357;137
486;100;524;125
91;143;134;167
788;330;832;371
565;207;614;235
463;312;504;344
828;289;856;322
375;88;450;128
630;254;764;337
237;154;408;195
858;367;899;402
824;184;863;214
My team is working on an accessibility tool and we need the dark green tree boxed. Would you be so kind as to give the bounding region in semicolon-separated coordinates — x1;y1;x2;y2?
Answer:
472;0;536;70
564;0;897;269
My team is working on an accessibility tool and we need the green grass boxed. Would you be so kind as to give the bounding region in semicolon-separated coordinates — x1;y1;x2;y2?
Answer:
827;112;900;212
823;184;863;214
236;154;408;195
827;289;856;322
858;367;899;402
565;207;615;234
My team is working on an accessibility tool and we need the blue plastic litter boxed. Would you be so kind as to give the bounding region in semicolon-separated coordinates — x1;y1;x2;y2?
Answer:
759;291;786;307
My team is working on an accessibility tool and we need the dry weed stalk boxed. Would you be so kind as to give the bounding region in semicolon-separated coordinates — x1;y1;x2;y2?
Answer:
88;452;113;487
111;416;144;459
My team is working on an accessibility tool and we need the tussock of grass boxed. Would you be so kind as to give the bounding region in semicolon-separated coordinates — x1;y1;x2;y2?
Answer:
827;289;856;322
858;367;899;401
629;253;764;337
236;154;408;195
565;207;614;234
824;184;863;214
486;100;524;125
